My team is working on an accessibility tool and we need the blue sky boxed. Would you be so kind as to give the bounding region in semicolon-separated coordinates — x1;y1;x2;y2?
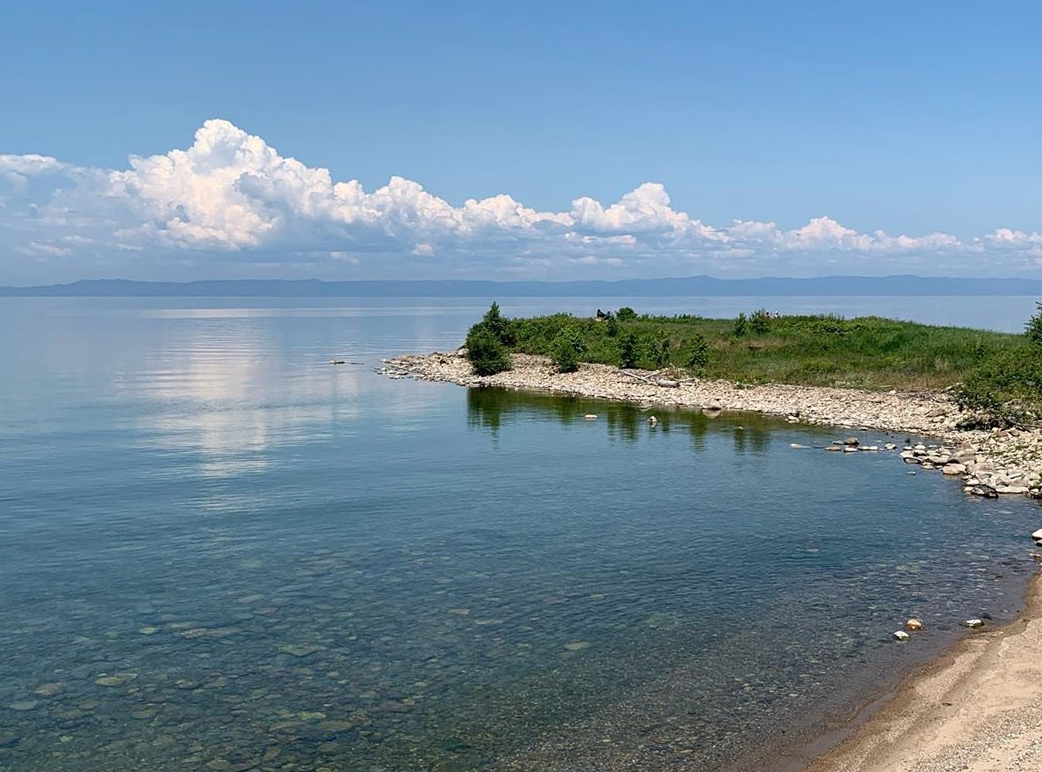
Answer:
1;1;1040;283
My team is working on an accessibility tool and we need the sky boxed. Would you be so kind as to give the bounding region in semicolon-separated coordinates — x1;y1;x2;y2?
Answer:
1;0;1040;284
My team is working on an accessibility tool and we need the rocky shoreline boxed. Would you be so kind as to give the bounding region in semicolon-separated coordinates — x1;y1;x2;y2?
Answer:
381;351;1042;516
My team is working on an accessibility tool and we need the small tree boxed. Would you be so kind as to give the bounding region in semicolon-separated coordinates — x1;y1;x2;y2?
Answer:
482;301;514;345
620;332;639;368
733;312;748;337
750;309;771;335
1027;302;1042;348
617;307;637;322
466;326;511;375
551;330;582;373
605;315;620;337
686;333;710;373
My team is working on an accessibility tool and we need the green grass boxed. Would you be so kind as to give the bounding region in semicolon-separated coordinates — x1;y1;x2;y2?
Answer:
466;303;1042;426
502;311;1024;391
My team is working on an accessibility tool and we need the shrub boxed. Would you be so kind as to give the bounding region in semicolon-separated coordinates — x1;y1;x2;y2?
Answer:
466;326;512;375
605;316;620;337
617;307;637;322
551;330;583;372
750;309;772;334
685;333;710;373
953;346;1042;427
481;301;514;346
1027;302;1042;349
655;336;671;368
733;312;748;337
620;332;639;368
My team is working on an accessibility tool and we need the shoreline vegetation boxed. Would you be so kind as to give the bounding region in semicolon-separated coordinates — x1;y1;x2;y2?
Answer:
382;302;1042;771
384;302;1042;502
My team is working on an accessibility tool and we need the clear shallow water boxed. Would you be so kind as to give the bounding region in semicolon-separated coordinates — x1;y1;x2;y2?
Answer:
0;297;1039;772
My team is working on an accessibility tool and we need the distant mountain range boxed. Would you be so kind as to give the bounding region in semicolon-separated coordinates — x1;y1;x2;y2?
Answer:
0;276;1038;297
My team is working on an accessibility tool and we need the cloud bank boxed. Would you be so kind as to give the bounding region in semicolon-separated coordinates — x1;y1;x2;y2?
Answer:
2;119;1040;282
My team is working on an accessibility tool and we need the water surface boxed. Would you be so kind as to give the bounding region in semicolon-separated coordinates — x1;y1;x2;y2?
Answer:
0;297;1038;771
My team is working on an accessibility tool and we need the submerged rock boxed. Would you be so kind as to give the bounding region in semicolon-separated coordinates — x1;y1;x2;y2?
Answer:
95;672;138;687
277;643;322;658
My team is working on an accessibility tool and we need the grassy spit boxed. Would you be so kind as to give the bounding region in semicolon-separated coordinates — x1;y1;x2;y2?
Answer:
467;303;1042;427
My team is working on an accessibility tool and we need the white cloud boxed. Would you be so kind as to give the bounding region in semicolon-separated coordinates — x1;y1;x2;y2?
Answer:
0;118;1039;281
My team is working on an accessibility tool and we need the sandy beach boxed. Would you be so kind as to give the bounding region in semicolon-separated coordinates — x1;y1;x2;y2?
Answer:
801;573;1042;772
386;349;1042;771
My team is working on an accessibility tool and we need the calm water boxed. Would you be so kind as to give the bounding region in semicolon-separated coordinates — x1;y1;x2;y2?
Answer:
0;297;1039;772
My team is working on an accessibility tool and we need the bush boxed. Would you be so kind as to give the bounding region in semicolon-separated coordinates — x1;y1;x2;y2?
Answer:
620;332;639;368
481;301;514;346
953;346;1042;427
617;307;637;322
750;309;772;334
655;336;671;368
605;316;620;337
551;329;583;373
1027;302;1042;349
466;326;512;375
685;333;710;373
733;312;748;337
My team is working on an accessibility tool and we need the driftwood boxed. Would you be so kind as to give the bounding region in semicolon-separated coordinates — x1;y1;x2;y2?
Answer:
619;369;698;388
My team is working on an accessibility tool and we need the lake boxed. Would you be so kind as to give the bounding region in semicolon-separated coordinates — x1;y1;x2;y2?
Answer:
0;296;1038;771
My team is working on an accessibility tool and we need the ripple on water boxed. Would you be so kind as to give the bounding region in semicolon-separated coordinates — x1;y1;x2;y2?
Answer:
0;301;1039;771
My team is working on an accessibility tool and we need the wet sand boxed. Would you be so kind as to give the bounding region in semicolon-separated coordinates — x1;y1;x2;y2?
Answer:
799;569;1042;772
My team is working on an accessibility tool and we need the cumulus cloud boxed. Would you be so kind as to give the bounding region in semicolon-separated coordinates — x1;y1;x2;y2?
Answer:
1;118;1040;282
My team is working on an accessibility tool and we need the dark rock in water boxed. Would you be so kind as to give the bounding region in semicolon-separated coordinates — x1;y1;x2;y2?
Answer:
844;437;859;447
438;736;475;753
0;732;21;748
